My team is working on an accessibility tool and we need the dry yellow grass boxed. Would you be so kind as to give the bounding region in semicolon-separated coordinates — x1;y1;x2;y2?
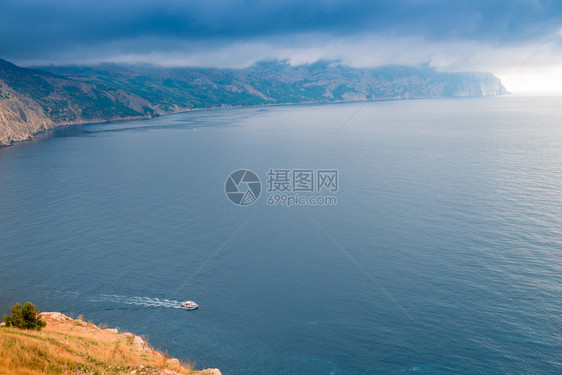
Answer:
0;313;221;375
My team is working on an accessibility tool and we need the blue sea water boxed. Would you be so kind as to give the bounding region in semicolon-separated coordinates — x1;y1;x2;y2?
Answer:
0;96;560;374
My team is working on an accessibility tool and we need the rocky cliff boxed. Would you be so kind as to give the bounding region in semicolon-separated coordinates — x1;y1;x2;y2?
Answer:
0;58;163;147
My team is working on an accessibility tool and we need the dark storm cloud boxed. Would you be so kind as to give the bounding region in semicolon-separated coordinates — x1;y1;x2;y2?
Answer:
1;0;562;63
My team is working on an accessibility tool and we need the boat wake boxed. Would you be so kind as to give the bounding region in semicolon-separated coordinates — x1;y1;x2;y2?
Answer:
90;294;184;309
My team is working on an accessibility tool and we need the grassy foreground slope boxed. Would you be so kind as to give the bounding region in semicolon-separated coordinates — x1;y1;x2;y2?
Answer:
0;312;220;375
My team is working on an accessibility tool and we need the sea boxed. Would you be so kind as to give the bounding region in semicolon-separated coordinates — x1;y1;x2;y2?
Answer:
0;96;560;374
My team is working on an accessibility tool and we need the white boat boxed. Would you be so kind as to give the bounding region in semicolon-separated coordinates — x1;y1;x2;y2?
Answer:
181;300;199;310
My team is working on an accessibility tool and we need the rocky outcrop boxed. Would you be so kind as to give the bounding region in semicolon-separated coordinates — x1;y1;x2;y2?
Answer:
28;312;222;375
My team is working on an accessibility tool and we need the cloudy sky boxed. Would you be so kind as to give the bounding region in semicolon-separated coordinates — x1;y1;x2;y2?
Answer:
2;0;562;93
